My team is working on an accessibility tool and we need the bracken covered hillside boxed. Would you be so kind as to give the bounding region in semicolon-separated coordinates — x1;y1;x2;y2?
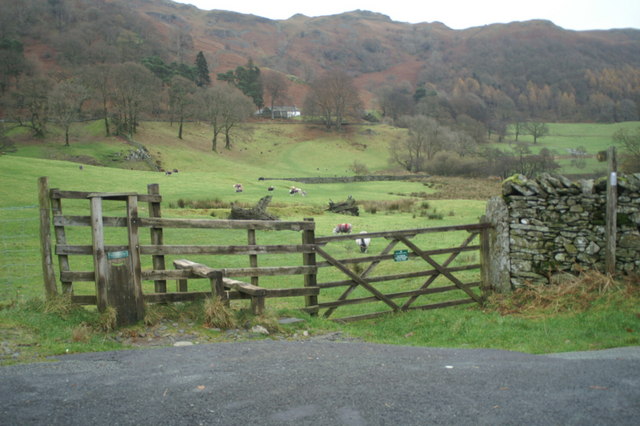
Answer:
1;0;639;121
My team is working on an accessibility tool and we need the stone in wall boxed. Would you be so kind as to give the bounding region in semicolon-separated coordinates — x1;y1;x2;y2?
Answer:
487;173;640;291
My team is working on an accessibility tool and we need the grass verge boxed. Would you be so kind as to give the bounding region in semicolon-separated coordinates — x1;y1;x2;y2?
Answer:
1;270;638;365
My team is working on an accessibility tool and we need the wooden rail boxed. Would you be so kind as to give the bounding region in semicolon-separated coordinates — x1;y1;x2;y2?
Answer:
39;179;320;318
308;224;490;322
39;178;492;324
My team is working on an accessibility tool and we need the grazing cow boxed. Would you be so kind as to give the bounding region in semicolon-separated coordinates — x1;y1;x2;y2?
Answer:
356;231;371;253
165;171;172;176
234;183;244;192
333;223;353;234
268;186;275;191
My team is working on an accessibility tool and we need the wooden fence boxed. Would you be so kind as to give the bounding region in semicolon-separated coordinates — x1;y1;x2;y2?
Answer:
311;224;490;322
38;178;491;324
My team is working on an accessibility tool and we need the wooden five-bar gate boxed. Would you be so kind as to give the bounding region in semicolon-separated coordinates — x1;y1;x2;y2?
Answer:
39;178;492;324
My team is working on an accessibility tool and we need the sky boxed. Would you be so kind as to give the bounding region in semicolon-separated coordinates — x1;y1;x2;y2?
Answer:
172;0;640;31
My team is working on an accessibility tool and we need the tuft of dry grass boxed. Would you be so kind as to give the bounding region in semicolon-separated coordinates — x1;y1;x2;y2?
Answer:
143;304;164;326
43;294;78;316
203;297;237;329
360;198;416;213
486;269;637;317
98;306;117;332
71;324;92;342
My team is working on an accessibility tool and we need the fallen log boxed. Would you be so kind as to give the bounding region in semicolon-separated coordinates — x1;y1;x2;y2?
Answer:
229;196;278;220
327;196;359;216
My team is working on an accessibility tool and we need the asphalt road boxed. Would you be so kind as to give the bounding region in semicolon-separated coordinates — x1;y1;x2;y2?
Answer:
1;342;639;425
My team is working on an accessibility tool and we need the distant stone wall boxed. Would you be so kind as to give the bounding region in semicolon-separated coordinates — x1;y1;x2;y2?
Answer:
485;173;640;291
260;175;428;184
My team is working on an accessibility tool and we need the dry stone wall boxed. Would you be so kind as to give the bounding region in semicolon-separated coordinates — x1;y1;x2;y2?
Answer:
485;173;640;290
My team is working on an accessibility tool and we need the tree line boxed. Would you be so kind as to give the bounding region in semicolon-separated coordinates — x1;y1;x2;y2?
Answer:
0;0;638;173
2;46;636;174
0;38;361;153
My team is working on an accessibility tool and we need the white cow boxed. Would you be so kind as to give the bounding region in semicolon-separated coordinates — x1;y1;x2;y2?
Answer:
356;231;371;253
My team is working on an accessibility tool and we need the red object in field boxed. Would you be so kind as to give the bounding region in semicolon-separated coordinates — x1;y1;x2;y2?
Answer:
333;223;353;234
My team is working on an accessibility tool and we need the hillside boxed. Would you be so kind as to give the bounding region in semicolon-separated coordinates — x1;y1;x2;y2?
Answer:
7;118;636;184
1;0;639;122
118;2;640;115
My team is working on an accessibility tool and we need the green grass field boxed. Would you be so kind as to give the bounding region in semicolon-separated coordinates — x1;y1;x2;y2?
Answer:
502;121;638;174
1;120;638;364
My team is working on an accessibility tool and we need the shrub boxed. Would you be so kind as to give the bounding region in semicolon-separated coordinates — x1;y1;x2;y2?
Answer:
171;198;234;209
203;297;237;329
349;160;370;175
485;269;635;316
360;199;415;213
97;306;117;332
425;151;485;177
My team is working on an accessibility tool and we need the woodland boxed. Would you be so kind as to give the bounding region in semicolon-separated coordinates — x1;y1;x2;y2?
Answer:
1;0;640;173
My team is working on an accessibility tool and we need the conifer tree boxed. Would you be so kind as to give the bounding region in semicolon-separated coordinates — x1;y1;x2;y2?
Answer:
195;51;210;87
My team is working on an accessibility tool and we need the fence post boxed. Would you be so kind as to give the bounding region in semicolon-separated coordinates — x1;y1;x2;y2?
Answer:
89;195;109;312
605;146;617;276
147;183;167;293
126;195;145;323
105;252;143;326
302;218;318;315
209;271;228;304
484;196;511;292
248;228;259;286
37;177;58;298
479;216;491;296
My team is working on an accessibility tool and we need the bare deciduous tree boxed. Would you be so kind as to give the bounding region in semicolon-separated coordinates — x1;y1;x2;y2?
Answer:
390;115;446;172
196;86;224;152
110;62;160;136
81;64;114;136
81;64;113;136
262;70;289;119
375;82;414;122
10;76;52;137
197;83;255;152
613;127;640;172
305;70;362;130
169;75;196;139
49;78;89;146
523;121;549;143
221;87;255;150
